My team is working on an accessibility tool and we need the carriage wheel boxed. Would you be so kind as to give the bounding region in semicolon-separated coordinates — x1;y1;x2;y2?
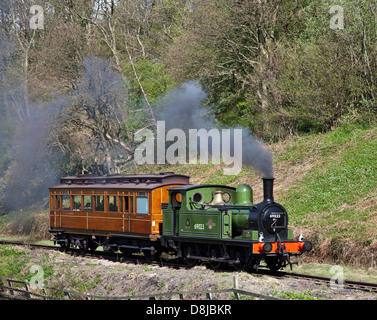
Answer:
59;240;69;252
120;247;133;261
143;249;154;262
88;239;98;252
78;239;89;253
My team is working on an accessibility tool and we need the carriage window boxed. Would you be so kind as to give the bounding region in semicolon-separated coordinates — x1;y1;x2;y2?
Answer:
83;196;92;211
108;196;118;212
136;196;148;214
55;195;61;209
123;196;133;213
119;196;123;213
50;195;55;210
62;195;70;210
72;196;81;210
94;195;104;211
130;196;134;213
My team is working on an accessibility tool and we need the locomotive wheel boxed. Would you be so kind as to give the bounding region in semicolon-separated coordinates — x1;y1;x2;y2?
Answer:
208;245;223;270
266;257;283;272
154;248;163;260
232;247;249;271
184;244;198;267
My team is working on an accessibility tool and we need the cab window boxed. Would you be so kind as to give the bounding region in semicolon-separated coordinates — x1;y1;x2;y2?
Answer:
171;192;182;210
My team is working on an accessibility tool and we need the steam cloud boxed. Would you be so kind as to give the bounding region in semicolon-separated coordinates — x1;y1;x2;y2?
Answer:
0;55;128;212
0;30;272;214
156;81;274;177
0;32;65;212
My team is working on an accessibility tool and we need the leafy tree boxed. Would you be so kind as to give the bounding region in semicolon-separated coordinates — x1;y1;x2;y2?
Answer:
166;0;377;139
165;0;311;139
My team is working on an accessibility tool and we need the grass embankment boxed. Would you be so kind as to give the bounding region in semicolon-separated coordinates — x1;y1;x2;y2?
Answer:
0;209;50;244
276;123;377;265
1;122;376;267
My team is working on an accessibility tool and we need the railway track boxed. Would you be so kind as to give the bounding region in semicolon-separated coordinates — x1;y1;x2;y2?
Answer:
2;240;377;294
279;271;377;293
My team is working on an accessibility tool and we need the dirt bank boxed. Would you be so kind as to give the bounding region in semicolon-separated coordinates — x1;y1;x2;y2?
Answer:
10;246;377;300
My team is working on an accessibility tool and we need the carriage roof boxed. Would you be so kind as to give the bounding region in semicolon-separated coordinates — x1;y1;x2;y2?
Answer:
49;172;190;190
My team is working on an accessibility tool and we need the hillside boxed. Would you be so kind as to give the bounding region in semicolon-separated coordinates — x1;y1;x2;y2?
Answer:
1;123;376;267
134;122;377;266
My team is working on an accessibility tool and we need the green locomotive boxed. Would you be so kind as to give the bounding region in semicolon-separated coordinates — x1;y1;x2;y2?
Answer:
161;177;312;271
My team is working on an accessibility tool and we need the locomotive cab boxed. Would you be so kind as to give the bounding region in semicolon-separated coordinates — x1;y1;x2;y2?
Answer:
162;184;237;238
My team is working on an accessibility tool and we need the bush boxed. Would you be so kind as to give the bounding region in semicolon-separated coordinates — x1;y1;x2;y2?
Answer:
0;210;50;241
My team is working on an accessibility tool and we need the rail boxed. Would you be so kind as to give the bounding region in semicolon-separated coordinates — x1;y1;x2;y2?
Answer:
0;277;282;300
2;241;377;295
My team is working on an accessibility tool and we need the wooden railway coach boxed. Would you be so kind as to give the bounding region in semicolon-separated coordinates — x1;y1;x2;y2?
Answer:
49;172;190;254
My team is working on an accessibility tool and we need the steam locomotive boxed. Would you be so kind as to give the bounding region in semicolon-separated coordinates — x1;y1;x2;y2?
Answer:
49;173;312;271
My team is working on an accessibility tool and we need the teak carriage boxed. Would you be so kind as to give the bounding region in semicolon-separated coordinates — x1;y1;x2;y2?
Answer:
49;173;190;242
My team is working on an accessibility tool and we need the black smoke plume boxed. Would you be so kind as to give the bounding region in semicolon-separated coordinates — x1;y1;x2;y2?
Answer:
0;42;127;212
156;81;274;177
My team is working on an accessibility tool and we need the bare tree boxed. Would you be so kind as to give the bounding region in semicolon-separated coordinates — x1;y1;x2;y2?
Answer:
70;0;188;129
54;58;133;175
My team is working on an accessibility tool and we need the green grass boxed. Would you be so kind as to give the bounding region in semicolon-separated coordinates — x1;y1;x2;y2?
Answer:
270;289;323;300
287;262;377;283
204;167;251;185
280;123;377;242
0;245;55;286
0;246;29;279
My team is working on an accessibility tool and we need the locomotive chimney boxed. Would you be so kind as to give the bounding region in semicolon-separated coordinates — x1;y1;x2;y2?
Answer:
262;177;274;203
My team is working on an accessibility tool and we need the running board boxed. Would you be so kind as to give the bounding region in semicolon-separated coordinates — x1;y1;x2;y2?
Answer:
117;244;155;251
